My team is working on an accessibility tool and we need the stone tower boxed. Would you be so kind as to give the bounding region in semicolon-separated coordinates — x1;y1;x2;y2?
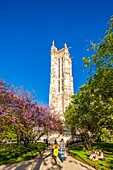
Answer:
49;41;74;117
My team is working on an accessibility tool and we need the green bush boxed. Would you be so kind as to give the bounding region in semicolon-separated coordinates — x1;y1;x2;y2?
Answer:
0;142;46;165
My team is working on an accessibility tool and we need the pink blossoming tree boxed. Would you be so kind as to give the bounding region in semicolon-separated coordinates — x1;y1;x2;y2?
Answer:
0;81;63;146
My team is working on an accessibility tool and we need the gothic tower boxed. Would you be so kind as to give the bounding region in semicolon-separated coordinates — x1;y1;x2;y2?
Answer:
49;41;74;117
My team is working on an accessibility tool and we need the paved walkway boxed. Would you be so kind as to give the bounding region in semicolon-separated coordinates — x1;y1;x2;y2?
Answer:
0;147;96;170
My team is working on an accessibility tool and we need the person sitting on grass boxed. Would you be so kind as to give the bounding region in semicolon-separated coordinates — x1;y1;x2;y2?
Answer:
89;149;98;161
97;149;105;161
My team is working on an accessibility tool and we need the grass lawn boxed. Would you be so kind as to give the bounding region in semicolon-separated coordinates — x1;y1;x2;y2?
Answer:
0;142;46;165
68;142;113;170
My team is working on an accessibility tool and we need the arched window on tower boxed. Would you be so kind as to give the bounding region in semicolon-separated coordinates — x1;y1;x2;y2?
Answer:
58;59;60;79
62;79;64;91
62;58;63;77
58;80;60;93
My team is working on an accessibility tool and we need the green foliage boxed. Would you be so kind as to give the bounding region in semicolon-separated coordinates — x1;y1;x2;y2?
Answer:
64;16;113;144
83;16;113;74
0;142;46;165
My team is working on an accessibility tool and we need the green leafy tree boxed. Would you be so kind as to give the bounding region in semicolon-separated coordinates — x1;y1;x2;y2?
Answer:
82;16;113;134
64;16;113;147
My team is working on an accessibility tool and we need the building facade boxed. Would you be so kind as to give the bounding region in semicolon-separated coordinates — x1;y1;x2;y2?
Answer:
49;41;74;117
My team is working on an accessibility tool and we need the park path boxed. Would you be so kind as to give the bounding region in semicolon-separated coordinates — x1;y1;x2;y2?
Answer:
0;146;96;170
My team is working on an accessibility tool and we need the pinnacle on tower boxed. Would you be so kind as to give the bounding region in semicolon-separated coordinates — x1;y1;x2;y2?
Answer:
52;40;54;46
51;40;57;52
64;43;67;48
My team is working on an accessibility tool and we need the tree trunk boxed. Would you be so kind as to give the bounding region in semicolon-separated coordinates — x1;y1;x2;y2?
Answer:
17;131;20;144
97;134;101;142
24;137;29;147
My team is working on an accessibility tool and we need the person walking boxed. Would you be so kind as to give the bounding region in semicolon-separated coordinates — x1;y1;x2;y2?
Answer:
59;138;65;162
45;138;48;147
52;139;59;164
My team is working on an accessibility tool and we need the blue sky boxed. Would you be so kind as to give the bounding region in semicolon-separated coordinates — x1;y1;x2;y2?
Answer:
0;0;113;104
